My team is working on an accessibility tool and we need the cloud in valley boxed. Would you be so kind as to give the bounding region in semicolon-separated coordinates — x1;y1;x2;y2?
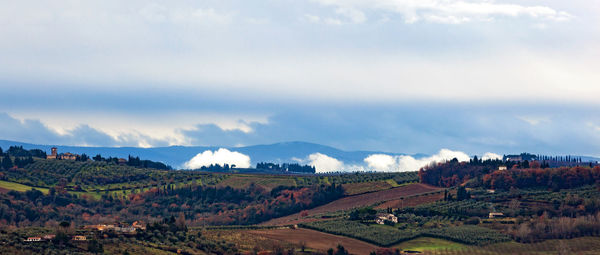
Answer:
307;153;345;173
365;149;471;172
482;152;503;160
297;149;477;173
184;148;251;169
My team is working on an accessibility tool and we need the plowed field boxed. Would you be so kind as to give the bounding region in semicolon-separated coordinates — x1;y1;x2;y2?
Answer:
249;228;380;254
261;183;441;225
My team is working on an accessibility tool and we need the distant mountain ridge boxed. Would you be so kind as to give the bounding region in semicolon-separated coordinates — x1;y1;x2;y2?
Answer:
0;140;417;169
3;140;597;170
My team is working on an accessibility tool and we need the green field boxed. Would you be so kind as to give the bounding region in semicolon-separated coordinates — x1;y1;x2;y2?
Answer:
217;174;298;190
0;180;49;194
393;237;600;255
394;237;467;252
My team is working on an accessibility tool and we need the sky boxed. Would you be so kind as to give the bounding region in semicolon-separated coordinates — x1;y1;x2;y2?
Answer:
1;0;600;159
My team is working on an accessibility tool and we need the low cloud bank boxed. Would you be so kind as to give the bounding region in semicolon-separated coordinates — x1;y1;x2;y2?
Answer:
183;148;500;173
307;153;345;173
482;152;502;160
184;148;251;169
294;152;364;173
298;149;488;173
365;149;471;172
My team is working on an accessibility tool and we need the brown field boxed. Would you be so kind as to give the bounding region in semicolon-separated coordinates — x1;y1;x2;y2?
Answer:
342;180;395;195
202;229;292;253
249;228;380;254
261;183;441;225
375;191;444;209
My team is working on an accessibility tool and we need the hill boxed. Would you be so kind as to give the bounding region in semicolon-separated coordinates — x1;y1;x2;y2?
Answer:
0;140;414;168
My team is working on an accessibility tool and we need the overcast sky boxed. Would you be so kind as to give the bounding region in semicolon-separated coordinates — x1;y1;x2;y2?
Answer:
1;0;599;156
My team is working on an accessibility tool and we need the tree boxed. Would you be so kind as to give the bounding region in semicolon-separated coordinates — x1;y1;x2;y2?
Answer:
77;153;90;161
53;231;70;246
59;221;71;228
93;154;103;161
1;154;12;170
88;239;104;254
335;245;349;255
299;241;307;252
456;186;470;201
176;212;187;231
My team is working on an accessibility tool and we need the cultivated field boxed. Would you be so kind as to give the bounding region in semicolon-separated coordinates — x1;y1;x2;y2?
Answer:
395;236;600;255
249;228;380;254
261;183;441;225
341;180;397;195
375;191;444;209
216;174;297;191
0;180;49;194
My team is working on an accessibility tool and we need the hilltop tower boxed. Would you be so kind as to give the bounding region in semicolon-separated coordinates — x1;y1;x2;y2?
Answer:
47;147;58;159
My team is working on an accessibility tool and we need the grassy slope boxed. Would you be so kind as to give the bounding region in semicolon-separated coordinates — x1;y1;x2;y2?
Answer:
0;180;49;194
394;237;468;252
217;174;297;191
393;237;600;254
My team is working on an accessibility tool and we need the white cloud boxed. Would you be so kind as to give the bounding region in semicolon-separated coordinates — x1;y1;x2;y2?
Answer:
304;7;366;25
517;116;550;126
184;148;251;169
304;14;323;23
307;153;345;173
364;154;397;171
335;7;367;24
0;0;597;107
365;149;470;172
482;152;502;160
294;152;353;172
139;3;234;25
310;0;572;24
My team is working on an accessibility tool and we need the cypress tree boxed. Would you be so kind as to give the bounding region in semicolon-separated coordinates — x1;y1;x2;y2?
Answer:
2;154;13;170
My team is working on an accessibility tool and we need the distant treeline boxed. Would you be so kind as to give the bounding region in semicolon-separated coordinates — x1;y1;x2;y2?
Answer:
483;166;600;190
126;155;171;170
0;146;46;158
420;156;600;190
256;162;316;173
505;152;598;168
419;157;505;187
0;146;41;170
89;154;171;170
196;163;235;171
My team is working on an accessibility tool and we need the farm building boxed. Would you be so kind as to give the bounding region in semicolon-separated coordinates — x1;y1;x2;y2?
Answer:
46;147;80;160
489;212;504;219
46;147;58;159
72;235;87;241
375;213;398;225
25;237;42;242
